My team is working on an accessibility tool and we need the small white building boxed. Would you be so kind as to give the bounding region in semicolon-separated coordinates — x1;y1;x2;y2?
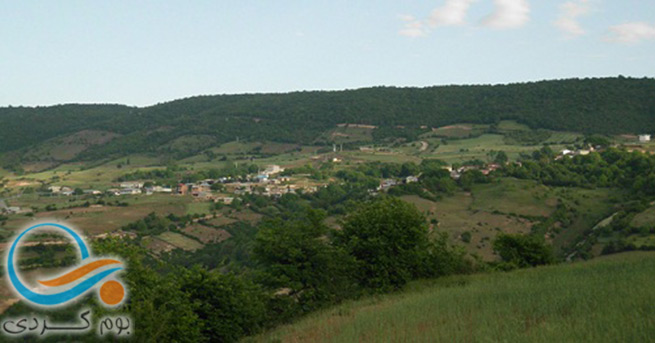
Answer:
48;186;62;193
263;165;284;176
639;134;651;143
120;182;144;189
153;186;173;193
405;176;419;183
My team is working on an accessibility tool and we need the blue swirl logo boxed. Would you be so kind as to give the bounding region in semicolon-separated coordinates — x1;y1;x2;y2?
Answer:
6;223;126;307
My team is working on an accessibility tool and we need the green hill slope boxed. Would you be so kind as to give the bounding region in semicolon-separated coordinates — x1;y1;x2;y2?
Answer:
1;77;654;164
247;252;655;343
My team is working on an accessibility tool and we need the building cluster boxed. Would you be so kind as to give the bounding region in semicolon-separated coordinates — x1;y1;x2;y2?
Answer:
174;165;319;201
448;163;502;180
556;146;595;160
44;165;306;201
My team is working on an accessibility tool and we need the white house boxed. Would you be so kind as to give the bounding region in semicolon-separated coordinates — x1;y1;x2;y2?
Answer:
48;186;62;193
120;182;144;189
153;186;173;193
639;134;651;143
263;165;284;176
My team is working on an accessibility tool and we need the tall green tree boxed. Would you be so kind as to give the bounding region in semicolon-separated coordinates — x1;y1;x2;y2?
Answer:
254;209;358;312
335;197;431;291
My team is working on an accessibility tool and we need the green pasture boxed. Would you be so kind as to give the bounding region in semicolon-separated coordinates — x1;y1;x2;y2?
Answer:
248;252;655;343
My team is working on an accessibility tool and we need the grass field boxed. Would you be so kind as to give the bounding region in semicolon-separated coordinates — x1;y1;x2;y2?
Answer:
183;224;231;244
247;252;655;343
550;187;616;253
426;123;489;139
419;134;565;164
157;231;204;251
544;132;582;144
0;194;190;236
186;201;213;215
324;126;374;143
631;205;655;227
497;120;531;131
401;191;533;260
471;178;557;217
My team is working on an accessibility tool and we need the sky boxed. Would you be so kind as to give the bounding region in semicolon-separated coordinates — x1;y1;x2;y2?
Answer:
1;1;654;107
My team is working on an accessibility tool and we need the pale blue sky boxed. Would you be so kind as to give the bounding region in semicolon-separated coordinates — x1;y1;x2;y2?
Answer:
1;1;654;106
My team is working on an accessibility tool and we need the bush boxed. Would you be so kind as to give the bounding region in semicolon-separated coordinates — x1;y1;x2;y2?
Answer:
493;234;555;269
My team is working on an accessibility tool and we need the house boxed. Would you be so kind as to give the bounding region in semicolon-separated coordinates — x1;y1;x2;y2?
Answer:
176;183;189;195
378;179;397;191
48;186;62;193
639;134;651;143
120;182;144;189
481;163;502;175
405;176;419;183
153;186;173;193
106;188;121;196
263;165;284;175
191;184;211;196
83;190;102;195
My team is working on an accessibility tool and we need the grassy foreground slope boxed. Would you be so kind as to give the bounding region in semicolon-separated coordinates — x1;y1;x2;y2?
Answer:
248;252;655;343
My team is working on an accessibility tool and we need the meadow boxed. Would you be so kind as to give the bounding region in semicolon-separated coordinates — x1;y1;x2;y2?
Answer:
247;252;655;343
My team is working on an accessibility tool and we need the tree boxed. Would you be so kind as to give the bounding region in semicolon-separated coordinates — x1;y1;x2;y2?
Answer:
493;234;555;269
400;162;420;177
494;150;508;164
176;267;267;343
335;197;430;291
254;209;358;312
92;238;204;342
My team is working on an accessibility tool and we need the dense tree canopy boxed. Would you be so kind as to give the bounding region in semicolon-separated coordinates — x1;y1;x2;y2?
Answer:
1;77;654;165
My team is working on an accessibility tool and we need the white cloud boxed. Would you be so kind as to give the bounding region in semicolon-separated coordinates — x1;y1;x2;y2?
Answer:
427;0;477;27
606;22;655;44
398;15;428;37
553;0;590;37
398;0;476;38
482;0;530;29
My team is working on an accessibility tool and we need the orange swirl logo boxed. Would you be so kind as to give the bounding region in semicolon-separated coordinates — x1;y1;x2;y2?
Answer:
5;223;126;307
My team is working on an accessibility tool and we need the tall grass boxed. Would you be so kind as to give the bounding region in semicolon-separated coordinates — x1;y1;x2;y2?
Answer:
246;252;655;342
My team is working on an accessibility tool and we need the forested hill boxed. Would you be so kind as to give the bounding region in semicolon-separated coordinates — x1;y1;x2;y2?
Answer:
1;77;654;161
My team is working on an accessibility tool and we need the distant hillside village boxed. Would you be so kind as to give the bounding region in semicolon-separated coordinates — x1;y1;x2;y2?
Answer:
2;133;652;216
20;160;498;211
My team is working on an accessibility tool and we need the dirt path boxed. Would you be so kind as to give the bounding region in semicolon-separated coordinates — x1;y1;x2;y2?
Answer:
419;141;428;152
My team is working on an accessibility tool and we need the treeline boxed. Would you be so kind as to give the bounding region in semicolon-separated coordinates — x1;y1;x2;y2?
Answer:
504;147;655;195
2;77;654;164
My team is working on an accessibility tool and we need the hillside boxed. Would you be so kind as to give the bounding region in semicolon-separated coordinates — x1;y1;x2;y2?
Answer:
247;252;655;343
1;77;654;169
